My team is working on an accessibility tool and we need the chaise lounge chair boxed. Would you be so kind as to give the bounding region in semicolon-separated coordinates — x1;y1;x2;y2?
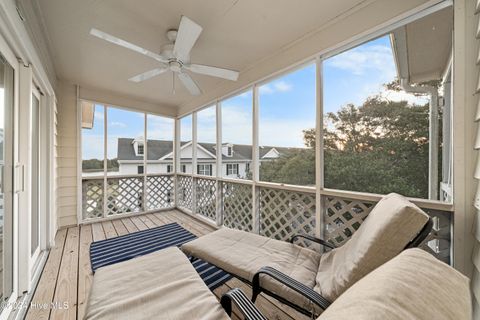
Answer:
181;193;433;316
222;248;471;320
85;247;266;320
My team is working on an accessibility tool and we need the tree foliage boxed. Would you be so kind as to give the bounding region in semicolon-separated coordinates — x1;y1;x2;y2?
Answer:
82;158;119;172
260;95;432;198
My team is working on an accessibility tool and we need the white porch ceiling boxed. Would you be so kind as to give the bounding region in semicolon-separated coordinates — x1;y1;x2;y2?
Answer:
35;0;369;110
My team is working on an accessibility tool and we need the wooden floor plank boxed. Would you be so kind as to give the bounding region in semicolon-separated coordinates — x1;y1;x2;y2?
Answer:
155;212;204;237
111;219;129;236
129;216;148;231
101;221;118;239
144;213;164;227
91;223;105;242
168;210;216;233
137;214;156;229
50;227;80;320
25;229;68;320
121;218;139;233
77;225;93;320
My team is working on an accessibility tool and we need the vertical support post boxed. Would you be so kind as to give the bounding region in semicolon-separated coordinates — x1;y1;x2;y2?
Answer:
143;113;147;211
76;86;83;223
215;101;223;226
103;105;108;218
174;118;181;208
252;85;260;234
429;91;439;200
192;112;197;215
315;57;325;245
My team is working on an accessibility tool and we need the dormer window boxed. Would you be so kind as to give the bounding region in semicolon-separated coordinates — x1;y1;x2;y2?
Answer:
222;144;234;157
137;144;144;155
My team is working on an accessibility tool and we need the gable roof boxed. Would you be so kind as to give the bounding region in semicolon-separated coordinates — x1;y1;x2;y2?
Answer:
116;138;302;161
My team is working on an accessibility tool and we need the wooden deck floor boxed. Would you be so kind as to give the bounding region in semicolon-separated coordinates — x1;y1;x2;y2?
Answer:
25;210;309;320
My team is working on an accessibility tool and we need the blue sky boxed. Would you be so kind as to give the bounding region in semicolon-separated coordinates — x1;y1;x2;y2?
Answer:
83;34;427;160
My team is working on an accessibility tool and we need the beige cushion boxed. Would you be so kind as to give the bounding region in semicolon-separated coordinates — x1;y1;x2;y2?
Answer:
85;247;229;320
315;193;429;301
181;228;321;311
318;248;472;320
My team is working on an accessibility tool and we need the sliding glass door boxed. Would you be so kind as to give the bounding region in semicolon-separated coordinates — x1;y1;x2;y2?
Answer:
0;54;14;305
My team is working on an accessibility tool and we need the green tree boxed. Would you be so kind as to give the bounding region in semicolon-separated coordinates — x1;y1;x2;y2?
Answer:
260;94;433;198
323;97;430;198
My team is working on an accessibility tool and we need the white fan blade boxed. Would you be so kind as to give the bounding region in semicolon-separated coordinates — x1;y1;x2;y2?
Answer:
90;28;168;64
178;73;201;95
173;16;203;62
186;64;239;81
129;67;168;83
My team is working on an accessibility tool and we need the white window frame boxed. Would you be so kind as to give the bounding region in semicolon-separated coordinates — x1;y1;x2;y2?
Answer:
78;103;175;221
137;144;144;155
197;164;212;176
226;163;239;176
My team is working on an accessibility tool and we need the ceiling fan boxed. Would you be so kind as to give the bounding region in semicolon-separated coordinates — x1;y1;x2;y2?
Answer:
90;16;239;96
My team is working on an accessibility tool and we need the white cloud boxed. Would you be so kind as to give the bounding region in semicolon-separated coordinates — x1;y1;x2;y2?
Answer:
259;80;293;95
327;44;396;79
379;89;429;105
109;121;127;128
274;80;292;92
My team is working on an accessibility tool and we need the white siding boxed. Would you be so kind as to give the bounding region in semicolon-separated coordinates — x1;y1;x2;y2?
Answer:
56;82;78;227
471;0;480;316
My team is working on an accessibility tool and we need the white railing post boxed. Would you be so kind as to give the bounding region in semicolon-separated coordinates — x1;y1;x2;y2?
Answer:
315;56;325;243
103;105;108;218
215;101;223;226
192;112;198;215
174;118;181;208
252;85;260;234
143;113;147;211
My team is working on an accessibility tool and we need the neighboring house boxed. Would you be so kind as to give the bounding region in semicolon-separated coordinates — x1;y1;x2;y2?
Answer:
116;137;295;177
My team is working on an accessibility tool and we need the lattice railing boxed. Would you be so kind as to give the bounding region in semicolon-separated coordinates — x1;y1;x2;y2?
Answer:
222;182;253;231
177;175;193;211
259;188;316;248
195;178;216;221
321;195;452;264
146;175;175;210
82;178;104;219
106;176;144;215
322;196;375;247
82;174;175;220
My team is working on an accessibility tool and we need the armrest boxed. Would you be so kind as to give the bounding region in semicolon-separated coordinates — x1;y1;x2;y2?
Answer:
290;234;336;250
220;288;267;320
252;266;331;312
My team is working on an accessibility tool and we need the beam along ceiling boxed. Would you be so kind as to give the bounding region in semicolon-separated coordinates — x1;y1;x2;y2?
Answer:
35;0;369;109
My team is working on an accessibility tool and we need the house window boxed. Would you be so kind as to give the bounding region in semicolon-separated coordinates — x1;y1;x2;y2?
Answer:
197;164;212;176
137;144;144;155
137;165;144;174
181;164;187;173
167;164;173;173
222;90;252;181
226;163;239;176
